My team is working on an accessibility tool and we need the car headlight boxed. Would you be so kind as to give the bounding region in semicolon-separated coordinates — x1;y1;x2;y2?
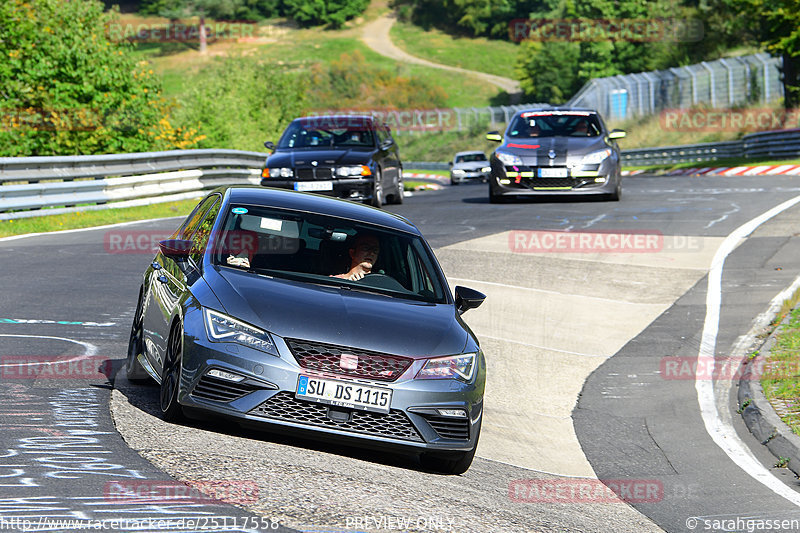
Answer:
336;165;371;177
204;309;278;356
581;149;612;165
495;151;523;166
452;169;465;175
481;166;491;173
417;353;476;381
269;167;293;178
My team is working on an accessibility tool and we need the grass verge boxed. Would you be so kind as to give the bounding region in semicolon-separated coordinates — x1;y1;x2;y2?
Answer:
761;303;800;436
0;199;198;238
389;20;518;80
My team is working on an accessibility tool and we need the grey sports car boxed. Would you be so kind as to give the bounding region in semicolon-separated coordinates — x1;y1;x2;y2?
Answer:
486;108;626;203
126;186;486;474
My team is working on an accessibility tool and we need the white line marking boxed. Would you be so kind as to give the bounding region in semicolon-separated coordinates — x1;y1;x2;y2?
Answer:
479;334;606;358
0;334;98;357
696;194;800;506
0;216;184;243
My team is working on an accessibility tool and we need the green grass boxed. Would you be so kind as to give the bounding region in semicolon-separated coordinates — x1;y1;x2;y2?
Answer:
0;199;198;238
761;303;800;437
136;17;507;108
389;21;519;80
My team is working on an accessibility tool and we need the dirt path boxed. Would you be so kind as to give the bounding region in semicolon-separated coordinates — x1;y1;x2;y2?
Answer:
361;13;521;96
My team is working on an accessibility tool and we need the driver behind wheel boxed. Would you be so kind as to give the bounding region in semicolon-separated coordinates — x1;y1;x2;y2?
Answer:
332;233;380;281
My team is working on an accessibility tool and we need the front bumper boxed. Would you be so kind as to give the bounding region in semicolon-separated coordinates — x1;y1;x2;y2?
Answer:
260;177;377;202
177;317;484;454
489;161;619;197
451;170;490;183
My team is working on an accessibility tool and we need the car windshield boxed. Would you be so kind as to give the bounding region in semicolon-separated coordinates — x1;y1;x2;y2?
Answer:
507;113;602;138
277;117;375;149
212;204;447;304
456;154;488;163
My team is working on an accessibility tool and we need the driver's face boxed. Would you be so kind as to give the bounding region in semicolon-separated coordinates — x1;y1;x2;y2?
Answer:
351;236;380;268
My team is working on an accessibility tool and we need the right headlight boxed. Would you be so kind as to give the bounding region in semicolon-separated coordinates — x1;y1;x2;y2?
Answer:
417;353;476;381
269;167;293;178
204;308;278;356
452;169;466;175
495;151;523;166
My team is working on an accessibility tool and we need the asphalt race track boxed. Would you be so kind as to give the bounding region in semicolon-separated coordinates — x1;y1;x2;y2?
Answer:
3;174;800;532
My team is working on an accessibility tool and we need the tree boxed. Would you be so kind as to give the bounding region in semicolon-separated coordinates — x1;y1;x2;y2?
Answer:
739;0;800;107
159;0;243;53
0;0;202;156
282;0;370;28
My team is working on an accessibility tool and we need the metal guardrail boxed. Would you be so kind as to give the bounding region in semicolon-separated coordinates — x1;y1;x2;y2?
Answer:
0;149;268;219
3;127;800;219
621;128;800;167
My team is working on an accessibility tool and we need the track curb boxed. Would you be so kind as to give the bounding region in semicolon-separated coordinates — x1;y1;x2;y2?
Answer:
738;312;800;476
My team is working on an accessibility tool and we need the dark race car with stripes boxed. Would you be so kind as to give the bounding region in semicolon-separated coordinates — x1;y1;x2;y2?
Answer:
486;108;626;203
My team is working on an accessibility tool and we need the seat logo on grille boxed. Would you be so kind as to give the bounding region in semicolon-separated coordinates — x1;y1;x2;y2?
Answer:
340;353;358;370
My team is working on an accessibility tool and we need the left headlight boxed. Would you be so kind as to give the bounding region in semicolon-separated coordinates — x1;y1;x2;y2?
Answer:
581;148;612;165
204;309;278;356
417;353;476;381
336;165;372;177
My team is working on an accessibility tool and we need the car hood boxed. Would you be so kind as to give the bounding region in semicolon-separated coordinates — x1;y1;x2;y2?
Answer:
498;136;609;159
453;162;489;171
206;266;468;359
268;148;375;167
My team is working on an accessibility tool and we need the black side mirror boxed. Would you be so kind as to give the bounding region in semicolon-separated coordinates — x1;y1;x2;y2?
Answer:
455;286;486;315
381;139;394;150
264;141;276;151
158;239;192;260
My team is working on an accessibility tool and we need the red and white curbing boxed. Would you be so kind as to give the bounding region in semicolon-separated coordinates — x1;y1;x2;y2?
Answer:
404;172;448;183
623;164;800;177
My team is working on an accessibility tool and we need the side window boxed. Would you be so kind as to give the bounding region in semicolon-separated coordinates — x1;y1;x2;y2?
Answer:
376;125;390;146
175;196;216;240
189;198;221;265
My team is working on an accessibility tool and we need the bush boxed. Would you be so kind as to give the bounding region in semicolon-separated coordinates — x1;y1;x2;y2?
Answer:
282;0;369;28
0;0;203;156
174;56;306;151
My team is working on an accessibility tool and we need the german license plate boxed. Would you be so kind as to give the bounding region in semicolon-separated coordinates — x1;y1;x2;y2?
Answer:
294;181;333;192
296;375;392;414
538;168;568;178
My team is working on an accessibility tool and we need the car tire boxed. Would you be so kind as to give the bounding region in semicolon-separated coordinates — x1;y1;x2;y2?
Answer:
160;322;185;422
489;188;505;204
370;169;383;208
387;171;404;205
126;289;150;383
608;179;622;201
450;178;459;186
419;418;481;475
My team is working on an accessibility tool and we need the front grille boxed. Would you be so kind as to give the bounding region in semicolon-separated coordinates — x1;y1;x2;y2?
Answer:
250;391;423;442
191;375;257;403
295;167;333;181
286;339;412;382
420;414;470;440
528;176;574;189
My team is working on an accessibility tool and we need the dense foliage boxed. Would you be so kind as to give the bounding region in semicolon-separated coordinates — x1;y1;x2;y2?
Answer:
139;0;368;27
0;0;203;156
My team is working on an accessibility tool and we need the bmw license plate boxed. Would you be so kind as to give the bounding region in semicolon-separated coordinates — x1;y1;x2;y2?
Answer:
296;375;392;414
294;181;333;192
538;168;568;178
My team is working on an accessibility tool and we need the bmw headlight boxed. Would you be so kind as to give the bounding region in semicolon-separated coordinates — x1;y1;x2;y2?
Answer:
269;167;293;178
495;151;523;166
417;353;476;381
204;309;278;356
336;165;371;177
581;149;612;165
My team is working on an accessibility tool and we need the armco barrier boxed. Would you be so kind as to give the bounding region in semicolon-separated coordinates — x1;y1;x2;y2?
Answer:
0;149;268;219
